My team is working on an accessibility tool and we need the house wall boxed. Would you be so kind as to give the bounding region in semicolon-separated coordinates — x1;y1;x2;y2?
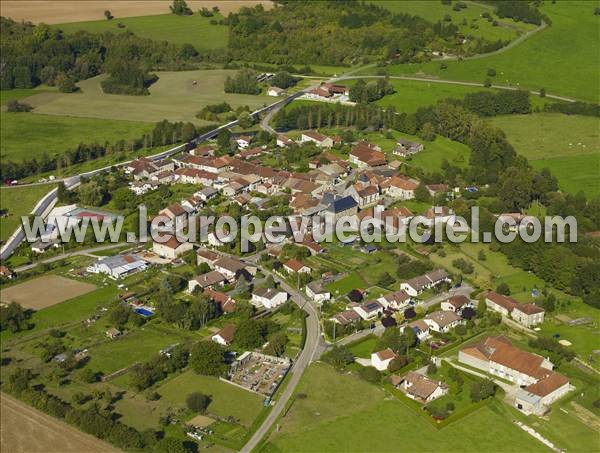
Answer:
458;350;489;372
485;298;511;317
400;283;419;297
512;309;545;327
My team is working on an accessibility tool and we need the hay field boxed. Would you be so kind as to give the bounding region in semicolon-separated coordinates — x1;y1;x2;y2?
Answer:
29;70;273;124
0;275;97;310
0;1;272;24
0;392;118;453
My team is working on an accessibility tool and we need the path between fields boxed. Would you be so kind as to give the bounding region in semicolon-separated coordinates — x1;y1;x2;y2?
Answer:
0;392;119;453
13;242;132;273
333;75;579;103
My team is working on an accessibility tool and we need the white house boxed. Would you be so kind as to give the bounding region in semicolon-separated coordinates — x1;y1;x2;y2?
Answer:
393;372;448;403
283;259;311;274
305;281;331;304
441;295;474;315
267;86;285;97
277;134;294;147
485;292;545;327
213;257;249;281
424;310;463;333
378;290;412;310
402;319;431;342
212;325;236;346
300;131;333;148
236;135;252;149
371;348;397;371
400;269;450;296
252;288;288;309
188;271;227;292
352;300;384;320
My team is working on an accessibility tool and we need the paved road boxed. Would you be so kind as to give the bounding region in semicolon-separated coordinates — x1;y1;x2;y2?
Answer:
13;242;132;273
241;265;322;452
327;284;474;348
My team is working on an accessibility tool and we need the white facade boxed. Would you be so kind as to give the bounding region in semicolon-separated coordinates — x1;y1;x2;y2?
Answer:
251;290;288;309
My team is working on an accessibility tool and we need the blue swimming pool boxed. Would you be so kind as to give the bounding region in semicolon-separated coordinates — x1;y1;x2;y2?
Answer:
134;308;154;317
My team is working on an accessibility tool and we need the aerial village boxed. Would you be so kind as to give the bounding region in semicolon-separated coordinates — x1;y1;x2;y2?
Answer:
1;78;592;451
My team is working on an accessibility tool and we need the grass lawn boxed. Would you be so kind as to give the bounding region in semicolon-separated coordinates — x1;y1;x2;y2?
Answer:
157;370;264;426
489;113;600;196
362;1;600;102
262;363;549;452
87;323;189;375
374;0;535;43
347;336;378;359
0;110;152;163
28;70;273;124
0;87;55;104
54;13;228;49
0;184;57;241
531;153;600;197
324;272;366;297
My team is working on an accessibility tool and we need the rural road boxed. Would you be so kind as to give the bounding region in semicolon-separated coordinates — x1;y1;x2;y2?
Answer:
241;265;322;452
334;75;579;103
13;242;132;273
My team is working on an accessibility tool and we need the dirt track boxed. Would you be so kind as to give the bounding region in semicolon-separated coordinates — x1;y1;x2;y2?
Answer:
0;1;273;24
0;393;119;453
0;275;96;310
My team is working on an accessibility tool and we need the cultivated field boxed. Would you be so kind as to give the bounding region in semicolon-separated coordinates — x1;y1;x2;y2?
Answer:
29;70;273;124
489;113;600;196
54;13;228;49
0;392;118;453
0;1;272;24
375;0;536;42
363;1;600;102
0;275;97;310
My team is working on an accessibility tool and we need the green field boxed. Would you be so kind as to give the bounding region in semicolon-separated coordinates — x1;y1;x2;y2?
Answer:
0;87;55;104
0;184;57;241
375;0;535;42
27;70;273;124
363;1;600;102
54;13;228;49
489;113;600;196
157;370;264;427
261;363;560;452
0;285;118;343
0;111;152;163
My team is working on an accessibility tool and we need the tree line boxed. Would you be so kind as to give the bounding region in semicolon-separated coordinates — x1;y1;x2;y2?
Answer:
0;120;210;181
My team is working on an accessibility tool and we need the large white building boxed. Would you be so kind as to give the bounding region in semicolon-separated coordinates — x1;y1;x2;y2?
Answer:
459;336;570;415
87;254;148;279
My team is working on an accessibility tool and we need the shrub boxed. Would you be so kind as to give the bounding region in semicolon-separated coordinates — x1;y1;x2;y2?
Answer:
186;392;211;413
358;367;382;384
6;100;32;112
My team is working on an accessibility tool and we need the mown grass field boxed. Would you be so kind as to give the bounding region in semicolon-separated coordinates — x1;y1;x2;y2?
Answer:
157;370;264;427
364;1;600;102
29;70;273;124
0;111;153;163
261;363;557;452
54;13;229;49
374;0;535;42
0;184;56;241
489;113;600;197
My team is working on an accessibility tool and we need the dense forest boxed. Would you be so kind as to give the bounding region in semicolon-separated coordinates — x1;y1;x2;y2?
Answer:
226;1;503;66
0;17;202;91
